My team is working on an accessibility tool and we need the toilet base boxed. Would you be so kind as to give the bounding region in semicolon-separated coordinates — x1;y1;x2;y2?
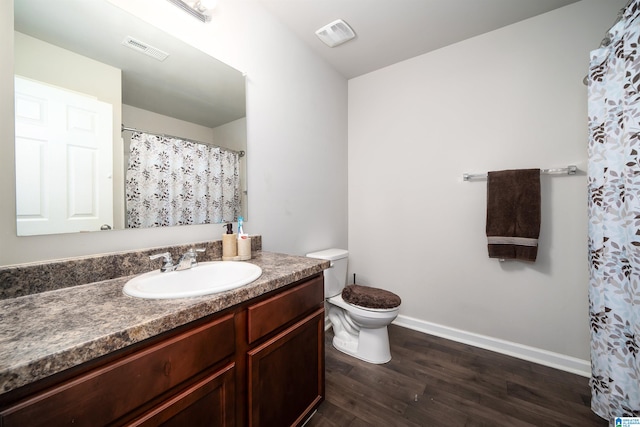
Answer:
331;325;392;364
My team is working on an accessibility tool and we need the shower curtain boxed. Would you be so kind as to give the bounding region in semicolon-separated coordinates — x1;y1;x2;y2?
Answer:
126;132;240;228
588;0;640;421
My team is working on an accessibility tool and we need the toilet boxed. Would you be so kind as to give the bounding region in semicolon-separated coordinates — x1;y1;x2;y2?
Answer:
306;248;401;364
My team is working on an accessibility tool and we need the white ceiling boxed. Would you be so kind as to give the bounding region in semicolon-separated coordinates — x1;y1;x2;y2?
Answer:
13;0;582;126
257;0;580;79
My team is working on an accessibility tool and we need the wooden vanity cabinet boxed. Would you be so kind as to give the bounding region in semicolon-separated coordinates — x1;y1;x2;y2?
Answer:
0;273;325;427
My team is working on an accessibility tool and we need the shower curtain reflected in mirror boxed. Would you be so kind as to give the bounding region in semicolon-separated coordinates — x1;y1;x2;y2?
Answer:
125;132;240;228
588;0;640;420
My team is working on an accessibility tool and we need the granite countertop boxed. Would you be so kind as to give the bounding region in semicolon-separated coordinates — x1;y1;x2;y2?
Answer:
0;251;329;395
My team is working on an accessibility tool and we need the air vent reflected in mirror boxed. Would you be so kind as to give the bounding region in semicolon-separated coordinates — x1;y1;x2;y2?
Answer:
122;36;169;61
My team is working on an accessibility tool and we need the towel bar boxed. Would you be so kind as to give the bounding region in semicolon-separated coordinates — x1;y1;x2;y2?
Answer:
463;165;577;181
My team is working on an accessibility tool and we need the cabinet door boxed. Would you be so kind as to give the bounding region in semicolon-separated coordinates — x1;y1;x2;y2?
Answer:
128;363;235;427
247;308;324;427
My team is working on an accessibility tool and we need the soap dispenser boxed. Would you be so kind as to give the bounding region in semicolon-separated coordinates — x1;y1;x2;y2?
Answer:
222;223;237;260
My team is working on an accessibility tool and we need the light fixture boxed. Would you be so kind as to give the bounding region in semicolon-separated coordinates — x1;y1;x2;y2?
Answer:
315;19;356;48
166;0;217;22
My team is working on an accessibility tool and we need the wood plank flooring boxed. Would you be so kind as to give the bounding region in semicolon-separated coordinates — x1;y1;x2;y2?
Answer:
306;324;607;427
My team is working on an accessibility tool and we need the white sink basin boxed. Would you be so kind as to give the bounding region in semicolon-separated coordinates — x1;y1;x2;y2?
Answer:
123;261;262;299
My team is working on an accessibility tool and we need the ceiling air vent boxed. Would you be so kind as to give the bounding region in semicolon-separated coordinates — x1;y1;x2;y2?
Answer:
122;36;169;61
315;19;356;48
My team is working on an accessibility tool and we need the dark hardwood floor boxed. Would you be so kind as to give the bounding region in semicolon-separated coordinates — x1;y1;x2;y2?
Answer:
306;324;607;427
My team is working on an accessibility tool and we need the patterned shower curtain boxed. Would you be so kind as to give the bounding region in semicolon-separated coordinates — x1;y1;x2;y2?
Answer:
588;0;640;421
125;132;240;228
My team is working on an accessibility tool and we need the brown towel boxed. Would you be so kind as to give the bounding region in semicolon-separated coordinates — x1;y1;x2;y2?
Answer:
486;169;541;262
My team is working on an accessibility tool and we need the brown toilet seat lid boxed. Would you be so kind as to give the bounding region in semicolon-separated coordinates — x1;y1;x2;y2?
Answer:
341;284;401;309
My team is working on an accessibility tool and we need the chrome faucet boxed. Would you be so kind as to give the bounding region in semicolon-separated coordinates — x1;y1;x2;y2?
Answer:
149;252;175;272
176;248;205;270
149;248;205;272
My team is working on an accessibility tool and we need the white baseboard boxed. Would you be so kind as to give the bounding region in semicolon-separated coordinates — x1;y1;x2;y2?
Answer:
392;314;591;378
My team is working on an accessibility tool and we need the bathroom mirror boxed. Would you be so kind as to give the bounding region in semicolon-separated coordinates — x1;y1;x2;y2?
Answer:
13;0;247;236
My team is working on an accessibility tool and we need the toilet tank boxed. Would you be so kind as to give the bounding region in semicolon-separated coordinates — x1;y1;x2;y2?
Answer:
306;248;348;298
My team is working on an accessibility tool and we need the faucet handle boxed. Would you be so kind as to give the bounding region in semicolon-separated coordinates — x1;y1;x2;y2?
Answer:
149;251;172;261
186;247;205;257
149;252;175;272
186;247;205;266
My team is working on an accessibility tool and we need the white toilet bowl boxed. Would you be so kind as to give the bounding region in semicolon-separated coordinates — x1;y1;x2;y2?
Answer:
306;248;401;365
327;294;399;364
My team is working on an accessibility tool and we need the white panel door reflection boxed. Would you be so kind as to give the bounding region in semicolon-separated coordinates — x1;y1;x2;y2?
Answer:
15;76;113;236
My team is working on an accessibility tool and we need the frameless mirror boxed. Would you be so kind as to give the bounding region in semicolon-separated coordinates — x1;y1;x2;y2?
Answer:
14;0;247;236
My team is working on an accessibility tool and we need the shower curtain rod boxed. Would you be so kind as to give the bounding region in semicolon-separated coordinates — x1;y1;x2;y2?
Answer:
598;5;627;47
462;165;577;181
121;124;245;157
583;0;632;85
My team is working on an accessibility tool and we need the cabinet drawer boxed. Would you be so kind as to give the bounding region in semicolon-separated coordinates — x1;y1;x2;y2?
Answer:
247;275;323;344
0;313;235;427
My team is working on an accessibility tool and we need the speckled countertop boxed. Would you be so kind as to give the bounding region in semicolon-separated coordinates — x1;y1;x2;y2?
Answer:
0;251;329;395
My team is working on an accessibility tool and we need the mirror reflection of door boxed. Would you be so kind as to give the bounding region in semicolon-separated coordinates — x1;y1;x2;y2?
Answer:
15;76;113;236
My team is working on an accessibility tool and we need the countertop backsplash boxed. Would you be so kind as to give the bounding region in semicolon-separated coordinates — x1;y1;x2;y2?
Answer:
0;235;262;299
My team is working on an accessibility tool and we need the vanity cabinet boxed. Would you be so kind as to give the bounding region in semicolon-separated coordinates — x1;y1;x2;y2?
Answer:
0;273;325;427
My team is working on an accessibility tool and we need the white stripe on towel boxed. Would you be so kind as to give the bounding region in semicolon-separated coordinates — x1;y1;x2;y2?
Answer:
487;236;538;246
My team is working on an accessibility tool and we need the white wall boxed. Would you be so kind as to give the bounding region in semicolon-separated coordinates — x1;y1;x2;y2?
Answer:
0;0;348;265
348;0;625;366
122;104;221;146
212;118;247;153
